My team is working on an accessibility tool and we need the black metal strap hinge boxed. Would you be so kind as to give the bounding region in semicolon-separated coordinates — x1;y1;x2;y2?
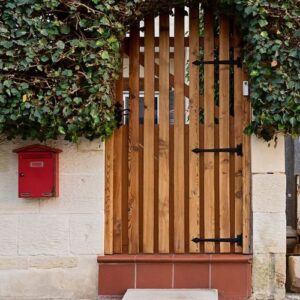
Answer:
193;57;242;68
115;102;129;128
192;234;243;247
192;143;243;156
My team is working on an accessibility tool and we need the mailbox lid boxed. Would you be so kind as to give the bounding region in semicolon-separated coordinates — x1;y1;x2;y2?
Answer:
19;152;56;198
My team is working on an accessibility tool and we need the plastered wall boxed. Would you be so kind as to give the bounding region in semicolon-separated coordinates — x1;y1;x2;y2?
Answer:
251;135;287;300
0;138;104;300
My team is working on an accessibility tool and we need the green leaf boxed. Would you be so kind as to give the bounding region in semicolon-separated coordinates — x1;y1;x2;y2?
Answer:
60;25;71;34
101;50;109;60
56;40;65;49
258;19;268;27
58;126;66;134
290;117;297;127
260;31;268;38
74;97;82;104
41;55;49;62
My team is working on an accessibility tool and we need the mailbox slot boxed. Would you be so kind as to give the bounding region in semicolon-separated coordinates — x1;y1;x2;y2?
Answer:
13;145;62;198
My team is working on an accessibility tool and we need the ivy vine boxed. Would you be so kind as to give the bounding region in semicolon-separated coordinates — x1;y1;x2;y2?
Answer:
0;0;299;142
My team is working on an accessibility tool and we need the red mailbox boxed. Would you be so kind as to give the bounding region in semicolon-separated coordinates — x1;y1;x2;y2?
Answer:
13;144;62;198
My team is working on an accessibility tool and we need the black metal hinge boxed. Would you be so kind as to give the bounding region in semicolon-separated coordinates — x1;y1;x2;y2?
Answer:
192;143;243;156
115;102;129;128
193;57;242;68
192;234;243;247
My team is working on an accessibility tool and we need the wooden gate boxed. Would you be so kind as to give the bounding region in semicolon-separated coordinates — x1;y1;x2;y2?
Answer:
105;5;251;255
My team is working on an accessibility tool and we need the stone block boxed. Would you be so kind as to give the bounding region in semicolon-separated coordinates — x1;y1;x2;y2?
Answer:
18;215;69;255
252;174;286;213
28;256;78;269
252;254;286;297
252;135;285;174
0;150;14;173
0;139;31;153
0;154;40;213
59;174;103;199
60;149;104;175
288;256;300;293
77;138;103;152
0;190;39;214
40;196;102;214
0;256;98;299
0;216;18;255
0;257;28;270
70;215;103;255
252;254;272;293
253;212;286;254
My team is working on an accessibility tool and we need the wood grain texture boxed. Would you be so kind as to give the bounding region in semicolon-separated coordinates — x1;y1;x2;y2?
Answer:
219;16;230;253
113;57;124;253
203;9;215;253
188;4;200;253
158;13;170;253
242;70;251;254
104;8;249;255
123;46;228;122
104;136;114;254
128;25;140;254
233;27;243;253
122;125;129;253
143;15;155;254
173;7;185;254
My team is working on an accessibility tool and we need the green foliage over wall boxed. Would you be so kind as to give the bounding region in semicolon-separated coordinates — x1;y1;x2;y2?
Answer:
233;0;300;140
0;0;131;141
0;0;299;142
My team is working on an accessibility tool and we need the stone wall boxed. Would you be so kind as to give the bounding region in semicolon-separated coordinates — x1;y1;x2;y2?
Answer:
251;136;286;300
0;138;104;300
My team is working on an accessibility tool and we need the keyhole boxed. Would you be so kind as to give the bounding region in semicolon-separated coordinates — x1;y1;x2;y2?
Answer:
19;172;25;177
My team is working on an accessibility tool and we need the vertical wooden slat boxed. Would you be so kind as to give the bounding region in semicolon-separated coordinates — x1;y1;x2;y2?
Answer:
154;125;159;253
204;9;215;253
184;124;190;252
188;4;200;253
242;70;251;254
105;136;114;254
122;125;129;253
143;15;155;254
158;13;170;253
169;125;175;253
174;7;185;253
215;122;220;253
219;16;230;253
139;124;144;253
233;26;243;253
229;117;235;253
128;24;140;254
113;55;124;253
199;96;205;253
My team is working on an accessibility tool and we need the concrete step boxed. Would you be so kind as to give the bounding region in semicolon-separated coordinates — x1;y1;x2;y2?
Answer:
286;293;300;300
122;289;218;300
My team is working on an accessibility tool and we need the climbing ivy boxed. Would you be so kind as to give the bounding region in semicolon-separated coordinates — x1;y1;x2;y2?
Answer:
0;0;133;141
232;0;300;140
0;0;299;142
